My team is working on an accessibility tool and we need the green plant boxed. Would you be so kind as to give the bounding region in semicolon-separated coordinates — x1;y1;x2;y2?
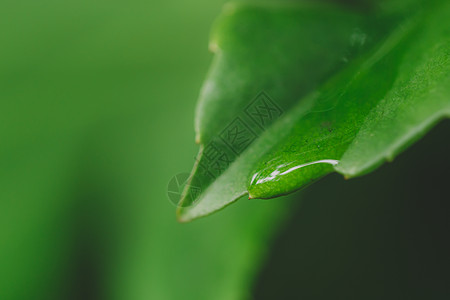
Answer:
178;0;450;222
1;0;448;299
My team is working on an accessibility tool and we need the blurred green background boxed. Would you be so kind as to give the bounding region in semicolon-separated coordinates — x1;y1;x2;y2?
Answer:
0;0;289;299
1;0;449;299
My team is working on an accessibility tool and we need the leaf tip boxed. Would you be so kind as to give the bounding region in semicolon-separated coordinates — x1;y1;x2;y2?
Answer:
176;207;191;223
208;41;219;53
223;1;239;16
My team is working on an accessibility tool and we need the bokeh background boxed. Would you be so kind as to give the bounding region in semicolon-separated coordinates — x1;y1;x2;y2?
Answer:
0;0;287;299
1;0;449;299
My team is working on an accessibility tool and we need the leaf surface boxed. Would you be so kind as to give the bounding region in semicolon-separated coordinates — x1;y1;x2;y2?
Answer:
178;0;450;221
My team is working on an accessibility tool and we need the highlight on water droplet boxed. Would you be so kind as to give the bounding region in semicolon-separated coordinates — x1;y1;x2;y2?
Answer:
248;159;339;199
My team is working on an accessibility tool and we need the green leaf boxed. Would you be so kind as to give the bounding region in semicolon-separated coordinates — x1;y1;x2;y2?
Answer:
178;0;450;221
